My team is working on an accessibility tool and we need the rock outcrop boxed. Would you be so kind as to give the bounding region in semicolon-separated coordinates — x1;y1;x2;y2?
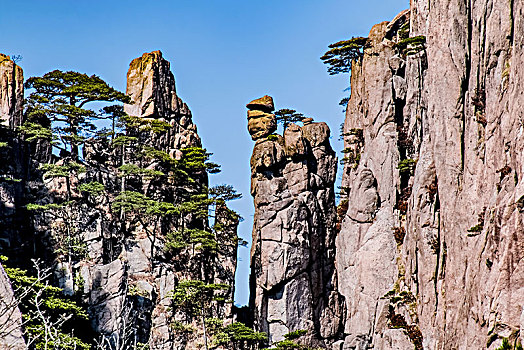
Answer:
0;263;26;349
0;55;28;257
80;51;236;349
248;97;344;347
0;54;23;129
336;2;524;349
125;50;201;153
0;51;238;349
0;54;26;349
247;96;277;141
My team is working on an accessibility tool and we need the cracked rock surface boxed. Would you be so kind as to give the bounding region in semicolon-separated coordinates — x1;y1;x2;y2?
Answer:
248;96;344;347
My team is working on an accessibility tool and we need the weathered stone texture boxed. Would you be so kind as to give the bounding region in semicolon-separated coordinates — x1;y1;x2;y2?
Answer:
0;51;237;349
337;1;524;349
247;97;277;140
125;50;201;153
0;263;27;349
248;97;344;347
0;54;23;129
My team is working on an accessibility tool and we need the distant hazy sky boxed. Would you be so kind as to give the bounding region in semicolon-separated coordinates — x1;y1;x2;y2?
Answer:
1;0;408;306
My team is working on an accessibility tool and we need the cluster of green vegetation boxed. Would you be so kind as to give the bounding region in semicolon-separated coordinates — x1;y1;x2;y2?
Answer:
0;66;252;349
169;280;265;349
395;36;426;56
1;257;91;349
23;70;130;159
341;147;361;169
398;158;417;176
467;208;486;236
274;109;305;130
495;337;523;350
267;134;279;141
320;37;367;75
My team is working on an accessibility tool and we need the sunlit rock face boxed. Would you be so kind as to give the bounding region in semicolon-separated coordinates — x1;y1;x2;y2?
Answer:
336;2;524;349
248;95;345;348
125;50;202;153
0;54;23;129
247;95;277;141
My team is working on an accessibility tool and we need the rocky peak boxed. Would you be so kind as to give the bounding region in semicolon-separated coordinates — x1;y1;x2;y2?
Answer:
126;50;180;118
248;95;344;347
124;50;200;155
0;54;23;129
0;51;237;350
246;95;275;113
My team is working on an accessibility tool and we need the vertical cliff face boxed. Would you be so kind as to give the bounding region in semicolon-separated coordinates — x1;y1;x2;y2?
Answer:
0;54;28;254
337;1;524;349
0;54;27;350
0;54;23;129
247;96;345;347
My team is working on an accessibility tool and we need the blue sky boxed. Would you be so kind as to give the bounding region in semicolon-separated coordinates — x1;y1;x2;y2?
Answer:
1;0;408;306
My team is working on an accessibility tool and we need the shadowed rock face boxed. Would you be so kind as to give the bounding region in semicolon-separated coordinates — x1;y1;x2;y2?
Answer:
248;96;345;347
0;54;26;350
336;2;524;349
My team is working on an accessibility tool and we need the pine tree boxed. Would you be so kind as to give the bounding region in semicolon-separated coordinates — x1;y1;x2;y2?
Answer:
2;258;91;350
274;109;305;130
169;279;229;350
320;37;367;76
24;70;130;158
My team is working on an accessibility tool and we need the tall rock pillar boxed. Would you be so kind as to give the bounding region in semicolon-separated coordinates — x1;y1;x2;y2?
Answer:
248;96;344;347
0;54;31;258
0;53;26;350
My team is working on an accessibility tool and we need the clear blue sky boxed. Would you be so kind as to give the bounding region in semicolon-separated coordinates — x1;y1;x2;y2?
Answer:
1;0;408;306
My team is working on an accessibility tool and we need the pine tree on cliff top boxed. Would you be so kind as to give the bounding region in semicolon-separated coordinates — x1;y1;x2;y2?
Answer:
320;37;367;75
24;70;130;159
274;108;305;130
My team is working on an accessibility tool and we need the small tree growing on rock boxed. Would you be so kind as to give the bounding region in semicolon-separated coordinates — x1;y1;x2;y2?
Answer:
320;37;367;76
24;70;130;159
274;109;305;131
169;279;229;350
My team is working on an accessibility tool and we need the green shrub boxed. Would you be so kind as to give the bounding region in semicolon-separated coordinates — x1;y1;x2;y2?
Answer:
398;159;417;175
395;36;426;56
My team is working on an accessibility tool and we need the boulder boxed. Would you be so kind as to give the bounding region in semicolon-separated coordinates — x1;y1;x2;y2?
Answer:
246;95;275;112
247;111;277;140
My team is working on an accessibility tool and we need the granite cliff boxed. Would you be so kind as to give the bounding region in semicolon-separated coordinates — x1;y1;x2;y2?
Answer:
336;0;523;348
247;0;524;349
1;0;524;348
247;96;344;347
0;51;238;349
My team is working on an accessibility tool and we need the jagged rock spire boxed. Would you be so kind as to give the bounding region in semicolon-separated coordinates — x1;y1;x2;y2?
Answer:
0;54;23;129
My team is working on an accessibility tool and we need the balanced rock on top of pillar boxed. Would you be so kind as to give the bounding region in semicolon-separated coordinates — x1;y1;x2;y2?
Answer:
247;95;277;140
